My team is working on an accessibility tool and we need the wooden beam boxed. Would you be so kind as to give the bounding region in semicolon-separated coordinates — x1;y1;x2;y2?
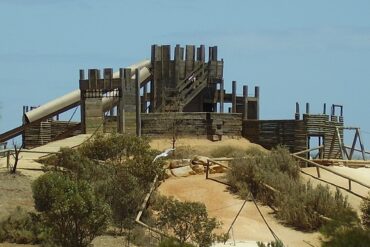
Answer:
349;130;358;160
255;86;260;119
357;128;366;160
232;81;236;113
243;85;248;121
135;69;141;137
220;79;224;113
293;145;324;155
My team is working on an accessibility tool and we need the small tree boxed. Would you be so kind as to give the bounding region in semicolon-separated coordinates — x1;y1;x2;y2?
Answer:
361;193;370;228
9;141;22;174
45;134;163;233
157;197;222;247
32;172;111;247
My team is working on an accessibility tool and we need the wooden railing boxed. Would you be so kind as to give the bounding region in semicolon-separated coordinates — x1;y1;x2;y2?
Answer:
291;148;370;199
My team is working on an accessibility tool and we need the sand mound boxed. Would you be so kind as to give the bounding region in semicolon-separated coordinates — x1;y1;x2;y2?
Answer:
150;136;264;157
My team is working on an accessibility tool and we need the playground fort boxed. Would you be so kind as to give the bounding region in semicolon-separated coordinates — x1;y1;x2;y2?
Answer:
0;44;359;160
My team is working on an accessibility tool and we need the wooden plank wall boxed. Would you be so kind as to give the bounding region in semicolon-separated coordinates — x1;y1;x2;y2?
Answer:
24;120;80;148
85;98;103;134
303;114;344;158
140;112;242;137
243;119;306;153
243;114;344;157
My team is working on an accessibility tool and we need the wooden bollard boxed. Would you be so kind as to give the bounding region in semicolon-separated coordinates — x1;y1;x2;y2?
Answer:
316;166;321;178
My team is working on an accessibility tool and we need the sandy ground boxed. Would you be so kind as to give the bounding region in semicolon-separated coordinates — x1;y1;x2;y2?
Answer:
0;172;34;221
158;175;321;247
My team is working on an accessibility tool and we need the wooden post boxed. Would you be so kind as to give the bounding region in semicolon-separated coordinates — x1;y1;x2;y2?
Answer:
295;102;300;120
306;102;310;114
150;45;159;112
348;179;352;191
356;128;366;160
336;127;346;159
243;85;248;121
79;69;86;133
232;81;237;113
206;160;209;179
118;68;125;133
136;69;141;137
349;130;358;160
323;103;327;115
316;166;321;178
142;83;147;113
220;79;224;113
255;86;260;119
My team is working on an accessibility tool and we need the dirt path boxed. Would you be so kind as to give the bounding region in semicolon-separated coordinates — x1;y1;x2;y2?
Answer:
158;175;321;247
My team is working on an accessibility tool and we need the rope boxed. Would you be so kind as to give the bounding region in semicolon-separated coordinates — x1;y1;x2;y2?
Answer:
250;192;281;243
67;106;79;125
52;106;79;141
84;111;110;142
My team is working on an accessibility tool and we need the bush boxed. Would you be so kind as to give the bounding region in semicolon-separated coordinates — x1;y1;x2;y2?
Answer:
172;145;197;159
158;237;195;247
79;132;152;162
361;193;370;228
155;196;223;247
0;207;46;244
46;134;164;231
210;146;264;158
319;193;370;247
321;226;370;247
227;146;356;231
32;172;111;247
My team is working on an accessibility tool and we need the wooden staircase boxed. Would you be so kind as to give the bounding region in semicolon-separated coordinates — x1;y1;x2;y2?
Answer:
156;63;210;112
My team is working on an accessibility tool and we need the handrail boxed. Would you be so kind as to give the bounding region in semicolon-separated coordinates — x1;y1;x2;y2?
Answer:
135;175;169;238
291;154;370;192
0;149;59;155
293;145;324;156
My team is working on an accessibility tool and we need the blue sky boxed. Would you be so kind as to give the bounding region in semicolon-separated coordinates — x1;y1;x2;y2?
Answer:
1;0;370;147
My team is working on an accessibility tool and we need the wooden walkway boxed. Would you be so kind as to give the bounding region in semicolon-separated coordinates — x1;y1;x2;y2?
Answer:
0;134;91;179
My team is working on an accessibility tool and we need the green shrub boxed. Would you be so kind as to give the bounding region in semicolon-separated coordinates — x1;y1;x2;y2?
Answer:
321;227;370;247
79;132;152;162
0;207;46;244
32;172;111;247
210;146;264;158
361;193;370;228
46;134;164;231
210;146;246;158
172;145;197;159
227;146;356;231
155;196;223;247
158;237;195;247
320;193;370;246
